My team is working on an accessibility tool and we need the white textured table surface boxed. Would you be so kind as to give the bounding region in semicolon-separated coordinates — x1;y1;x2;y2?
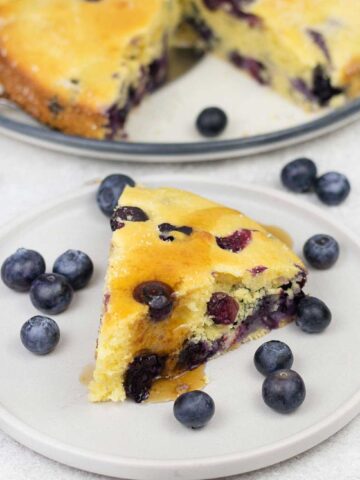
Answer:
1;123;360;480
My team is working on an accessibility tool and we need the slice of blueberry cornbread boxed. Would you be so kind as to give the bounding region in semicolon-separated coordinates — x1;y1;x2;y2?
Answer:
0;0;182;139
89;186;306;403
183;0;360;108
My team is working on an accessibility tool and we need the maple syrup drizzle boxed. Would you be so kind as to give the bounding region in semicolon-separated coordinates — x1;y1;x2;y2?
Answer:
79;363;95;386
262;224;293;248
148;365;207;403
80;363;207;403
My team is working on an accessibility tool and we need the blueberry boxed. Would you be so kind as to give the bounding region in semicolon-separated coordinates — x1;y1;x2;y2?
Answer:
173;390;215;429
216;229;252;253
295;296;331;333
124;353;166;403
158;223;193;242
53;249;94;290
281;158;317;193
254;340;294;376
207;292;239;325
158;223;193;236
312;65;343;106
315;172;350;206
110;206;149;231
30;273;74;315
96;174;135;217
303;234;339;270
133;281;174;321
1;248;45;292
229;52;269;85
20;315;60;355
262;369;306;413
177;341;211;370
196;107;228;137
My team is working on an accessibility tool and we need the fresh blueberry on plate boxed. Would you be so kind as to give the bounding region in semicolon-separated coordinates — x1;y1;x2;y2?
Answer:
30;273;74;315
315;172;350;206
296;296;332;333
303;234;339;269
96;174;135;217
254;340;294;376
262;369;306;413
1;248;45;292
20;315;60;355
196;107;228;137
173;390;215;429
281;158;317;193
53;249;94;290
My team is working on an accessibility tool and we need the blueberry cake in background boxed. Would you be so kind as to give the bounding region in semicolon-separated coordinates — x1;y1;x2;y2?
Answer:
89;186;307;403
0;0;359;139
0;0;182;139
183;0;360;108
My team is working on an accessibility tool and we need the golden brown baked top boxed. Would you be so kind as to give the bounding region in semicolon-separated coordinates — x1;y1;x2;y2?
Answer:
0;0;181;109
104;186;303;335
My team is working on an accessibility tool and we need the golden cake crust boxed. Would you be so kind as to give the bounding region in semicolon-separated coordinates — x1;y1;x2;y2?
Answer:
0;53;106;138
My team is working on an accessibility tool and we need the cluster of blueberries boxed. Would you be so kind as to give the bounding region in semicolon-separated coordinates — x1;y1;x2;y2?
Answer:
196;115;351;208
0;173;136;358
173;292;332;429
1;248;93;355
281;157;350;206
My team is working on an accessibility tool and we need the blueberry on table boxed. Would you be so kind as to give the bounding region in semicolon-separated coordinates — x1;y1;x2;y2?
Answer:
254;340;294;376
53;249;94;290
20;316;60;355
30;273;73;315
1;248;45;292
196;107;228;137
315;172;350;206
173;390;215;429
303;234;339;270
295;296;332;333
96;174;135;217
281;158;317;193
262;369;306;414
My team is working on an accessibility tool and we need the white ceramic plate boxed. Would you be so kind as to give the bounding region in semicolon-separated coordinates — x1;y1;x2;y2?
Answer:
0;176;359;480
1;56;360;162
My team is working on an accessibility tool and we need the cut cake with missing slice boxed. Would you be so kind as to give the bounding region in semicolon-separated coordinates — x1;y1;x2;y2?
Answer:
1;0;360;139
89;185;306;403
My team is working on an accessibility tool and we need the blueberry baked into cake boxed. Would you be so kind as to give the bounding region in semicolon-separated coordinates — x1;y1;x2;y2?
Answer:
0;0;359;139
89;186;307;403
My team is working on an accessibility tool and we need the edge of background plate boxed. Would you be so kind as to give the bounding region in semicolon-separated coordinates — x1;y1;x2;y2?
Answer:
0;176;359;480
0;99;359;162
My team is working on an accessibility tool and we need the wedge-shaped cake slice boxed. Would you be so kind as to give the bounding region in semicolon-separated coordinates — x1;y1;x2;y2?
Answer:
89;186;306;403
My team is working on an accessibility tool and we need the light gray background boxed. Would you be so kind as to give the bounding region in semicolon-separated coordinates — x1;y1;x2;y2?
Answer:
1;123;359;479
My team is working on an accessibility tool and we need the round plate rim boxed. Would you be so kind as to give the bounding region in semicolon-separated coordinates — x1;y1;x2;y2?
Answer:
0;99;360;161
0;175;359;480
